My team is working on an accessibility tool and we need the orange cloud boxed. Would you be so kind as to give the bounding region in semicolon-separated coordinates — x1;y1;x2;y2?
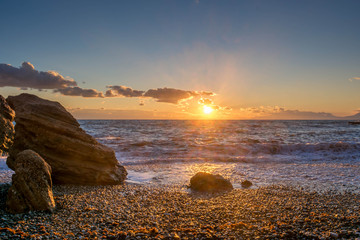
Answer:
105;85;144;97
349;77;360;82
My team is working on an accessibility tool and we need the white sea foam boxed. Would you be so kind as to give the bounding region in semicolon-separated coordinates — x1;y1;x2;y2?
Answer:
0;156;13;184
0;156;9;170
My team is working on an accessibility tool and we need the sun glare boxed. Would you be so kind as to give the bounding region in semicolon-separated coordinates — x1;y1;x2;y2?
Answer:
203;105;214;114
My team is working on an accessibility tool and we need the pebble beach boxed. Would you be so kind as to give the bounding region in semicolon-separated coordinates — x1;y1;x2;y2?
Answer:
1;180;360;239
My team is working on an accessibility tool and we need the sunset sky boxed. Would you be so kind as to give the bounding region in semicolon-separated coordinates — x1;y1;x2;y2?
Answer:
1;0;360;119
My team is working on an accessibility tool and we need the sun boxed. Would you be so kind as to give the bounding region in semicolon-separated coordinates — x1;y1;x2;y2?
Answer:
203;105;214;114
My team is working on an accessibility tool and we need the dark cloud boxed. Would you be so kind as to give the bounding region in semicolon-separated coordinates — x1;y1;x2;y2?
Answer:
54;87;104;98
0;62;105;98
0;62;217;103
105;85;144;97
104;86;215;104
144;87;215;104
0;62;77;89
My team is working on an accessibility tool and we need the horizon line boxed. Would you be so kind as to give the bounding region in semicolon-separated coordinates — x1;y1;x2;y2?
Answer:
76;118;357;121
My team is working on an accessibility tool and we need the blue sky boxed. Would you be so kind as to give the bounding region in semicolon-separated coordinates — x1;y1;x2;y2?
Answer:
1;0;360;119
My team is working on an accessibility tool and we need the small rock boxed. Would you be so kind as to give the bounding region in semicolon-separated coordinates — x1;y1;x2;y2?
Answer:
241;180;253;188
189;172;233;192
329;232;339;238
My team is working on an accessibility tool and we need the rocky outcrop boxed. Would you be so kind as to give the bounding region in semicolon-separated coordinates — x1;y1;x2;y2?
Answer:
6;150;55;213
0;95;15;155
6;93;127;185
189;172;233;192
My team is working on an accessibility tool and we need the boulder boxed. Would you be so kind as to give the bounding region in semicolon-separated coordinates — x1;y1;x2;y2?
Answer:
6;93;127;185
189;172;233;192
0;95;15;155
6;150;55;213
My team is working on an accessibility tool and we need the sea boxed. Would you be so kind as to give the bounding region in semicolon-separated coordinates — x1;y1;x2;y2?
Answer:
79;120;360;192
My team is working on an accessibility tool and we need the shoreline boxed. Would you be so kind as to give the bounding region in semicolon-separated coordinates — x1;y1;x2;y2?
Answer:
0;157;12;184
2;159;360;194
1;183;360;239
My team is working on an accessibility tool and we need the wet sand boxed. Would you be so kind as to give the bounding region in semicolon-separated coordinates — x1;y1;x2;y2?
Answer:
1;183;360;239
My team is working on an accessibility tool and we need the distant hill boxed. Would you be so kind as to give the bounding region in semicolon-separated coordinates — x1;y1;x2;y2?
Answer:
256;110;340;120
342;112;360;120
256;110;360;120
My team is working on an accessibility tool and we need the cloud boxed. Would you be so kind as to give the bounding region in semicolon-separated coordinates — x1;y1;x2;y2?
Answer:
0;62;77;89
197;97;232;113
198;98;213;105
105;85;215;104
0;62;218;104
54;87;104;98
239;106;284;114
144;87;215;104
105;85;144;97
349;77;360;82
0;61;106;98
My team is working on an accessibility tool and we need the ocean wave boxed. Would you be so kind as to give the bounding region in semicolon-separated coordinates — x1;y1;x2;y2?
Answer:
130;141;153;147
120;141;360;155
81;120;360;165
249;142;360;155
96;136;122;141
113;141;360;167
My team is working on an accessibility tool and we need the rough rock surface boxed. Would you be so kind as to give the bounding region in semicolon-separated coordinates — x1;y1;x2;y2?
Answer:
0;95;15;155
189;172;233;192
6;93;127;185
6;150;55;213
241;180;253;188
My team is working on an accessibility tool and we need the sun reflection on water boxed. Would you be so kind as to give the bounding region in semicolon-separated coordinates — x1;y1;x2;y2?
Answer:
186;163;220;174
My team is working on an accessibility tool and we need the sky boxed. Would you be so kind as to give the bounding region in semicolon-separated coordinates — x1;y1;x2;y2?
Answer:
1;0;360;119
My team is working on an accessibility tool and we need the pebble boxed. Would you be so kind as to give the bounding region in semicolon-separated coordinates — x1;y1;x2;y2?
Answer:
0;184;359;239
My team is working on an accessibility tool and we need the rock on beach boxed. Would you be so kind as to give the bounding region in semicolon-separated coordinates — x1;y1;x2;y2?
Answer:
241;180;253;188
189;172;233;192
6;93;127;185
6;150;55;213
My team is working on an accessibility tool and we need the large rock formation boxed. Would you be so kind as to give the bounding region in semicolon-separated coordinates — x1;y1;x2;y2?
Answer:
189;172;233;193
6;150;55;213
6;93;127;185
0;95;15;155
